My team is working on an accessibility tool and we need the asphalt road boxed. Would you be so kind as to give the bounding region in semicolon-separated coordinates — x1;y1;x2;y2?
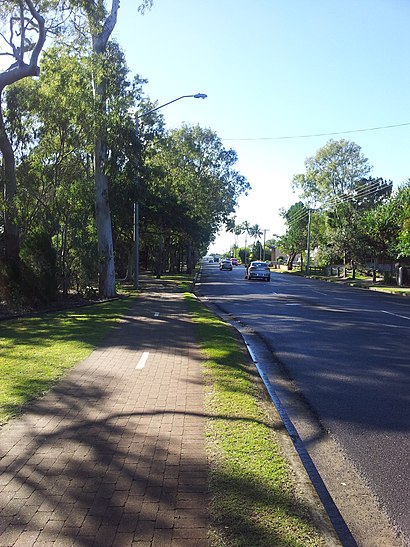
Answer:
196;262;410;544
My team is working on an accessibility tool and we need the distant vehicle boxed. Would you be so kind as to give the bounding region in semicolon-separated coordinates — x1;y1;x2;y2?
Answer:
230;258;238;266
219;259;233;271
245;261;271;281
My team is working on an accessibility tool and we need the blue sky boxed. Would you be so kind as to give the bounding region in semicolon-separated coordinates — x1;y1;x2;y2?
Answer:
113;0;410;252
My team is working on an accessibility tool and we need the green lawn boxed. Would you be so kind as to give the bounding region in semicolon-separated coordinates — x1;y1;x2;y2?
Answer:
0;297;136;424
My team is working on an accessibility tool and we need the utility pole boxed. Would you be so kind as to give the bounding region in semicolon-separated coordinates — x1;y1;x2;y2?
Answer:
133;116;140;289
262;229;269;261
306;208;312;275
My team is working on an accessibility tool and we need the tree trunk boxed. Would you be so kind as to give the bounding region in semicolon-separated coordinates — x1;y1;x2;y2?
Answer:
186;240;193;274
287;251;296;270
88;1;121;298
155;224;164;278
94;134;116;297
0;102;19;268
0;0;46;270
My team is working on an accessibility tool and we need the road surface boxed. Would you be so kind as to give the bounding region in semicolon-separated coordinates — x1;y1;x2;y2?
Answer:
196;262;410;546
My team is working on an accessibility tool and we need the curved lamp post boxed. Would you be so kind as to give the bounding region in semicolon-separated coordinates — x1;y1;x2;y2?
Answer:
133;93;207;288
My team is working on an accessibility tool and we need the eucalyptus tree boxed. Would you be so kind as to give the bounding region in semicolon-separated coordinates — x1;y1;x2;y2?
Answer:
0;0;52;269
293;139;372;204
143;124;249;274
11;45;97;293
360;181;410;266
292;139;393;269
69;0;152;297
4;36;141;295
278;202;309;270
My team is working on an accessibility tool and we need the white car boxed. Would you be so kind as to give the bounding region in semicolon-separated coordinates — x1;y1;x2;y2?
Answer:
219;259;233;271
245;261;271;281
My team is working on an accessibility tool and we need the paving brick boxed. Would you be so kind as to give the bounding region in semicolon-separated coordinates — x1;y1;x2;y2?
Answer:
0;281;210;546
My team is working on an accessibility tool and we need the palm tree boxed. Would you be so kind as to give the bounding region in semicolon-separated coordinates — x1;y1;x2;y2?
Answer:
226;217;239;257
249;224;263;259
240;221;252;264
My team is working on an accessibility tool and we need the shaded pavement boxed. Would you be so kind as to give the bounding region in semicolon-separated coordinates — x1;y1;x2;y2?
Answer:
0;280;210;546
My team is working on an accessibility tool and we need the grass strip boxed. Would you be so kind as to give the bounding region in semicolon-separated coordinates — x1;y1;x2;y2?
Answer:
0;297;136;424
185;292;325;547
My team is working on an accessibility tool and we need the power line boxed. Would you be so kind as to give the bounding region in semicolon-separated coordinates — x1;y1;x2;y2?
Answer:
323;180;390;209
285;180;391;229
223;121;410;142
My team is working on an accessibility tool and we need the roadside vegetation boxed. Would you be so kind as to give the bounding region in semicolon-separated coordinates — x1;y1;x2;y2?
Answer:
0;276;328;545
185;291;326;546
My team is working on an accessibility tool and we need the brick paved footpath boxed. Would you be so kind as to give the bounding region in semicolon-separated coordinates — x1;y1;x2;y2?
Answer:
0;281;210;546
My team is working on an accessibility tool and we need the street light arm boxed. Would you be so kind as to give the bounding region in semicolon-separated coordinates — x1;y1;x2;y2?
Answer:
137;93;207;118
133;91;207;289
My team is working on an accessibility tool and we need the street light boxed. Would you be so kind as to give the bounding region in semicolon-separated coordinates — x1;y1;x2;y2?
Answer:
133;93;207;288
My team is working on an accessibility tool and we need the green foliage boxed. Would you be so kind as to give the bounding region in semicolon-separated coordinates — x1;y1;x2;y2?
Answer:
278;202;309;268
395;182;410;259
21;228;58;301
139;124;250;273
291;140;396;267
360;181;410;262
1;2;249;298
293;139;372;203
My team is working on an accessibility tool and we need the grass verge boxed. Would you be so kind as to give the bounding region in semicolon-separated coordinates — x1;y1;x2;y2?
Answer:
0;296;137;424
185;292;326;547
1;274;327;546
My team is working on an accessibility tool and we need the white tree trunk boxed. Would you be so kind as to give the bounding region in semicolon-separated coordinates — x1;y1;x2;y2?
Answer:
89;0;120;298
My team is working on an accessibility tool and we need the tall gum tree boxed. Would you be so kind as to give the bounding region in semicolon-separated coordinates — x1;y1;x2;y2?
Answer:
0;0;47;269
76;0;152;297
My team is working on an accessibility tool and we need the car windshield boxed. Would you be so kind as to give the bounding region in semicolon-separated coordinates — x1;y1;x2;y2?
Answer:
251;262;268;268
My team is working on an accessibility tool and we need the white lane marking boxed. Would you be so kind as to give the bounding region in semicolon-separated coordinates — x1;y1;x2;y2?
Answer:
382;310;410;321
136;351;150;370
154;312;160;317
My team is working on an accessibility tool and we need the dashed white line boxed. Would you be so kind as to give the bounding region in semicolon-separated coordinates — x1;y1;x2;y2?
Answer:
136;351;150;370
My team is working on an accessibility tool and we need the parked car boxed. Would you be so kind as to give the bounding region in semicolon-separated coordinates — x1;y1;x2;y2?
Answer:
219;259;233;271
245;261;271;281
230;257;239;266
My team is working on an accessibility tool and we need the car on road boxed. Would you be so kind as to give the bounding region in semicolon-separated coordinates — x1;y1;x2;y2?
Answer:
230;257;239;266
219;259;233;271
245;261;271;281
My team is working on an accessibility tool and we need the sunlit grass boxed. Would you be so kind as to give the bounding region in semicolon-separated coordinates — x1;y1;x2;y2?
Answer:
185;293;325;547
0;297;137;424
